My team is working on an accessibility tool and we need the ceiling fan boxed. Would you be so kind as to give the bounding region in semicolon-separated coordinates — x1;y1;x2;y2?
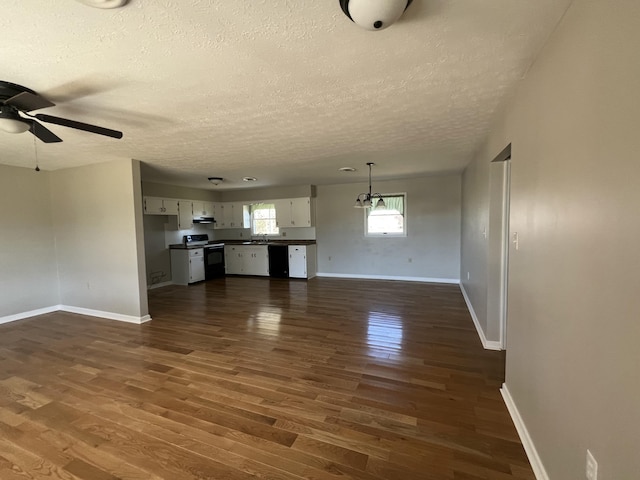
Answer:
0;80;123;143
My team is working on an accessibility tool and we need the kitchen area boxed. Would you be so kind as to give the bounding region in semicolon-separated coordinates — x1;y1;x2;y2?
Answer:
141;182;318;288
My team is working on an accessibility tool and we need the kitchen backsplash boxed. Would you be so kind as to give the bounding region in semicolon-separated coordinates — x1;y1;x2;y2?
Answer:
164;224;316;246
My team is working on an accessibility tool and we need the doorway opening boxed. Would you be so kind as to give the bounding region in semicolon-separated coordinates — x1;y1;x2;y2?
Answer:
488;144;512;351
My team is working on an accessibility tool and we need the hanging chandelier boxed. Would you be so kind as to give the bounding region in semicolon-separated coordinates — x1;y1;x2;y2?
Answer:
354;163;386;208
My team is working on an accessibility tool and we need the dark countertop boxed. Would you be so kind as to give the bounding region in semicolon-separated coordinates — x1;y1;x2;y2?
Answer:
169;239;316;249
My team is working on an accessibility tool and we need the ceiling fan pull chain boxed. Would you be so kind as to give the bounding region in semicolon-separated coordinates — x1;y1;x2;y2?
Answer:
33;134;40;172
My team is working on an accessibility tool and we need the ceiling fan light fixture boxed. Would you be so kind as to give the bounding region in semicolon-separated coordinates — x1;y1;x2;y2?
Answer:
75;0;129;9
208;176;224;185
340;0;413;31
0;117;29;134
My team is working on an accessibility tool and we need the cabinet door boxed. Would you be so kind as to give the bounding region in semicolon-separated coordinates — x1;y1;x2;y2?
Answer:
144;196;164;214
274;199;292;228
210;203;223;228
224;246;243;274
290;198;311;227
288;246;307;278
191;201;205;217
243;246;269;276
221;203;235;228
178;201;193;230
189;252;205;283
203;201;216;217
163;199;179;215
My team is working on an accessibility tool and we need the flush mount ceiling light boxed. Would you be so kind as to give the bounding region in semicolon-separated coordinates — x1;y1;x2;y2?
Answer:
354;163;386;209
242;176;257;182
339;0;413;31
207;176;224;185
339;167;357;172
75;0;129;8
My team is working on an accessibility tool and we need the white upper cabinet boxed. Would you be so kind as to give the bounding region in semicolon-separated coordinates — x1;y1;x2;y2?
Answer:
145;194;314;231
178;200;193;230
275;197;313;228
203;201;216;217
290;197;312;227
192;201;217;218
144;196;179;215
218;202;248;229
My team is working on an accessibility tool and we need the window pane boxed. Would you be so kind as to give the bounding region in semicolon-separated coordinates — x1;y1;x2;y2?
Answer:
366;194;405;236
251;204;279;235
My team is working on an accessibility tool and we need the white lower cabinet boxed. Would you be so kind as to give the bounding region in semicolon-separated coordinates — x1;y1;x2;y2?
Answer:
243;246;269;276
170;248;205;285
224;246;244;275
224;245;269;276
288;245;317;279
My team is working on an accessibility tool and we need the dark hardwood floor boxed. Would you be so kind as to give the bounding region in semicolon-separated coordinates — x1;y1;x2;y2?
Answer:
0;277;534;479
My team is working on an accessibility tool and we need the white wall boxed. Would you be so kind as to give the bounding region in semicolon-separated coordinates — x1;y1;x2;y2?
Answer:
0;165;60;319
460;0;640;478
51;159;148;319
316;175;461;281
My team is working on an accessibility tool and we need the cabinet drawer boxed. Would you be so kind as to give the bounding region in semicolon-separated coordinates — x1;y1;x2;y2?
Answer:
189;248;203;258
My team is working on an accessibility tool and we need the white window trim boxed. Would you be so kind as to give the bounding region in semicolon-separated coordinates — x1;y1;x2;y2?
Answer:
364;192;407;238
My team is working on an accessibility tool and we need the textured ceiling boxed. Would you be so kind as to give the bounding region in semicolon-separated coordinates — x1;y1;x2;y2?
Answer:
0;0;572;190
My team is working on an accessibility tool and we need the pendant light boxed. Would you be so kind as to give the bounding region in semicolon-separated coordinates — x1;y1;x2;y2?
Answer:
354;163;386;209
339;0;413;31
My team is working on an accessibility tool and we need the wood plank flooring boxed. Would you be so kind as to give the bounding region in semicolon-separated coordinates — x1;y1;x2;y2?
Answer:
0;277;534;479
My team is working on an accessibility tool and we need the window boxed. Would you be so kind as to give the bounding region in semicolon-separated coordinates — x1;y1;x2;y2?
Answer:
365;194;405;236
251;203;279;235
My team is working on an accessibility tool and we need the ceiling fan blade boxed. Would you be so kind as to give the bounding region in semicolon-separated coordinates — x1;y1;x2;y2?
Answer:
25;119;63;143
34;113;123;139
4;92;55;112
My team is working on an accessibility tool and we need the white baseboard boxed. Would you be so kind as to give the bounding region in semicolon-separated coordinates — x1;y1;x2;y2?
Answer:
0;305;151;326
148;281;173;290
0;305;60;325
459;283;502;351
501;384;549;480
316;272;460;284
60;305;152;324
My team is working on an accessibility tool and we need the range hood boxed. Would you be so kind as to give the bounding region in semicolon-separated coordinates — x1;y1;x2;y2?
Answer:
193;216;216;224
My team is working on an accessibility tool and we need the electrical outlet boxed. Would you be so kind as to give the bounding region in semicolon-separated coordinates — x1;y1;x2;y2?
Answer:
586;450;598;480
512;232;519;251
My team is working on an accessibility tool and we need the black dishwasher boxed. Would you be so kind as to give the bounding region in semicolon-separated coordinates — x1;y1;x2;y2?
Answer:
268;244;289;278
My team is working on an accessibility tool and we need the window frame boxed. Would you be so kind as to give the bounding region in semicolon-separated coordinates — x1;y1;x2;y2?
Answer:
250;203;280;237
364;192;407;238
